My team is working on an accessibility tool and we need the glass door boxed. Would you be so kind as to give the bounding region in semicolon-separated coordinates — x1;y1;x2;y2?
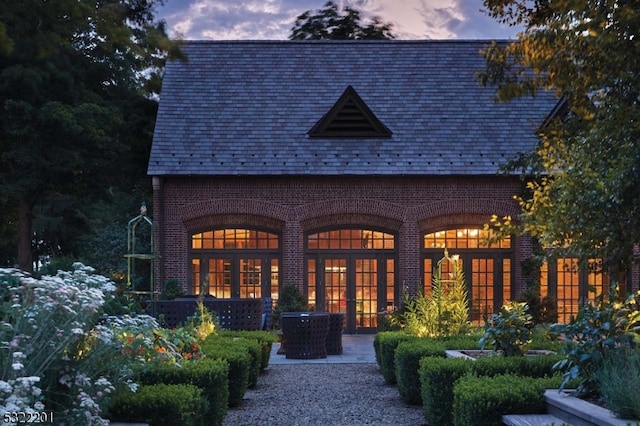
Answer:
317;256;381;333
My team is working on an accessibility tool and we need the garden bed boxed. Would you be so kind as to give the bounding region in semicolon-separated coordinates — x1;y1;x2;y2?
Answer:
545;390;639;426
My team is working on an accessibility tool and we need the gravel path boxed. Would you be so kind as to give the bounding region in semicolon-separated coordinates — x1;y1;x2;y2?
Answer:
222;363;426;426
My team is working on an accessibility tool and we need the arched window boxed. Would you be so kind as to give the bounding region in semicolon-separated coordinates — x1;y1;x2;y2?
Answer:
190;228;280;299
305;228;396;333
423;228;512;324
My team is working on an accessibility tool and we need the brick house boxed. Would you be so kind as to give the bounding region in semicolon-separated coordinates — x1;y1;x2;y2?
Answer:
148;40;593;333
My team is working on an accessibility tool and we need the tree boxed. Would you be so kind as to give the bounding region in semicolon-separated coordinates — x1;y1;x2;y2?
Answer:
0;0;181;272
290;1;394;40
480;0;640;282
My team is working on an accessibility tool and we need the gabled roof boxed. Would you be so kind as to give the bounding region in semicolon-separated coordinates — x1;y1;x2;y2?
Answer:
308;85;392;138
149;40;560;176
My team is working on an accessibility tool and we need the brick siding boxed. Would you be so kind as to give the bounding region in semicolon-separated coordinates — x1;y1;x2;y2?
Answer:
152;174;527;296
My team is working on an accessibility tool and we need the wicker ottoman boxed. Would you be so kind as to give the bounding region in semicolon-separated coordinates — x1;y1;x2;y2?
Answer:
280;312;329;359
326;313;345;355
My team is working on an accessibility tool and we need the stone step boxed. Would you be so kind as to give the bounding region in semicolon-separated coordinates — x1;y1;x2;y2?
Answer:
503;414;570;426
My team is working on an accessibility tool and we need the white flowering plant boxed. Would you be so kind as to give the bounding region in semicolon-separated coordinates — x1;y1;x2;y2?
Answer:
0;263;200;426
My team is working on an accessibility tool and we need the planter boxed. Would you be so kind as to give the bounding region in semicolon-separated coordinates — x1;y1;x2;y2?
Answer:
445;349;554;360
545;390;639;426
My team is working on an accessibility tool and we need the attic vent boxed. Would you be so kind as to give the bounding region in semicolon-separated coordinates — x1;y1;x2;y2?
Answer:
309;86;392;138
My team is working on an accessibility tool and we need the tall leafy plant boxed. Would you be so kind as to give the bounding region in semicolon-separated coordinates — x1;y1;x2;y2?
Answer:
392;249;470;337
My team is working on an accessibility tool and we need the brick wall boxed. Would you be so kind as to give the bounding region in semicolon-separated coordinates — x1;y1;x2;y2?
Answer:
152;174;525;295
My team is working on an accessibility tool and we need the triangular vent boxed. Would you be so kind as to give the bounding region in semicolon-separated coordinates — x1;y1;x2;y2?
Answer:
309;86;392;138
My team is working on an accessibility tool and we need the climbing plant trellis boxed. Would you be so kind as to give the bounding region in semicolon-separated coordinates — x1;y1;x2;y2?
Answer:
124;203;157;312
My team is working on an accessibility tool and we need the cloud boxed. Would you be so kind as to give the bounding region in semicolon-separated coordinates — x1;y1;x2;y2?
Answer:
156;0;518;40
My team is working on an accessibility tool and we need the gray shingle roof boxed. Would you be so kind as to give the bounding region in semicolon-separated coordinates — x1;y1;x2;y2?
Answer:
149;40;559;176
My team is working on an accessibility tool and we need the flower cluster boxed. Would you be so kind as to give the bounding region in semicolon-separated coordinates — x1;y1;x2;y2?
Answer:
0;264;118;424
1;264;204;425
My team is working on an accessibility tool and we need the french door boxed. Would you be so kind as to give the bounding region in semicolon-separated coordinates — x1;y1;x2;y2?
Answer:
307;254;395;334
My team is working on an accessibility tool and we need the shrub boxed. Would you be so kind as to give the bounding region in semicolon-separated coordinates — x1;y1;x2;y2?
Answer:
550;285;640;397
419;356;474;426
221;330;278;370
394;339;447;405
161;279;185;300
453;374;548;426
516;283;558;324
391;249;471;337
373;331;415;384
108;383;208;426
222;336;262;389
419;352;564;426
596;348;640;419
136;358;230;426
479;301;533;356
272;284;308;330
200;336;251;406
473;353;565;378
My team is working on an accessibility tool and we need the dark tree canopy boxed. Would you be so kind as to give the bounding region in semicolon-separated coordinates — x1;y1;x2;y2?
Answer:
480;0;640;280
0;0;181;272
290;1;394;40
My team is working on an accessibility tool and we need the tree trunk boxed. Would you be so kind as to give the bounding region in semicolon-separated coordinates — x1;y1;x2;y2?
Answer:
17;194;33;273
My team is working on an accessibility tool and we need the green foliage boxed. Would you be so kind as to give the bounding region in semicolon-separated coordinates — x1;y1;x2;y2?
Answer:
392;249;471;337
136;358;230;426
394;339;447;405
290;1;394;40
373;331;415;384
453;374;548;426
220;330;278;370
0;0;181;271
596;348;640;420
550;285;640;397
480;0;640;275
161;279;185;300
272;283;308;330
108;383;208;426
419;356;474;426
200;335;252;406
516;283;558;325
479;301;533;356
184;297;218;342
419;351;563;426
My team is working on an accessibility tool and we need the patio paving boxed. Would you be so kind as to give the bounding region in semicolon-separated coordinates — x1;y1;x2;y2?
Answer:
269;334;376;364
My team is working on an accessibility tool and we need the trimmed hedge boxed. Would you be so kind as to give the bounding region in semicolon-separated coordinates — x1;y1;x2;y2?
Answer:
419;353;565;426
108;383;208;426
218;336;262;388
420;356;475;426
453;374;549;426
220;330;277;370
373;331;415;384
393;334;481;406
136;358;230;426
201;336;252;407
395;339;447;405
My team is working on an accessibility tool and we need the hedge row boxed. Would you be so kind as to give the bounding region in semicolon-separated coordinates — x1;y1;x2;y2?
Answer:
109;331;275;426
419;354;565;425
377;331;572;426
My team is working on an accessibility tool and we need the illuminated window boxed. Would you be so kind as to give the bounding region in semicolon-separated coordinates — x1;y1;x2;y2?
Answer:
192;229;279;250
424;228;510;249
189;228;280;299
542;257;611;324
423;227;513;325
307;229;395;250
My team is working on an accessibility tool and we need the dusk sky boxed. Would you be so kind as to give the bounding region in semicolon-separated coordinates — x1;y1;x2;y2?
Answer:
155;0;521;40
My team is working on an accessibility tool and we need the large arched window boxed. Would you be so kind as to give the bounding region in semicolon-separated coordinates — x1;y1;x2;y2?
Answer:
190;228;280;299
423;228;512;324
305;228;396;334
